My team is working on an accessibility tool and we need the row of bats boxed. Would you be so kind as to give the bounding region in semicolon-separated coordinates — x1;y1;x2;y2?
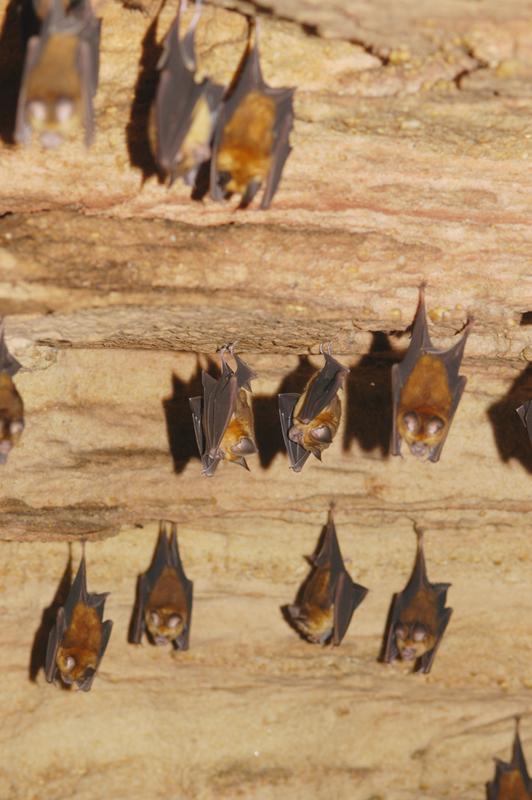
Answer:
15;0;295;209
1;286;530;467
45;511;450;693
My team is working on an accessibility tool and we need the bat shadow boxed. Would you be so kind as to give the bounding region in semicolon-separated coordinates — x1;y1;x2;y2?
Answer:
280;520;328;645
253;355;316;469
162;355;217;474
28;546;72;682
343;332;401;458
0;0;38;144
126;12;162;181
487;363;532;473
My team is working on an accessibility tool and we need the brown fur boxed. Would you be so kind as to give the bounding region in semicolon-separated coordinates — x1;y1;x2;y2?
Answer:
291;568;334;643
397;354;451;449
395;585;439;659
151;95;213;180
56;601;102;682
0;372;24;448
221;389;256;463
291;393;341;457
496;772;531;800
217;90;275;194
145;566;188;643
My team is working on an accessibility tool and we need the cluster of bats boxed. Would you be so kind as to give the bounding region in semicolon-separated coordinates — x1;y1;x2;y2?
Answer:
14;0;294;209
1;286;530;468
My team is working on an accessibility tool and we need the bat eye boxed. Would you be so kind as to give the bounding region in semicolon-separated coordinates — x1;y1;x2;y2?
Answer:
425;416;444;436
55;98;74;124
167;615;181;629
310;425;332;443
150;611;161;626
413;625;427;642
403;412;420;433
27;100;47;122
395;625;407;640
64;656;76;671
10;420;24;435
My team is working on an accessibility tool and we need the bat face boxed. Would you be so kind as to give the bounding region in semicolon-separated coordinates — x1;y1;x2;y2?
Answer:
285;508;368;647
16;0;101;148
279;349;348;471
487;720;532;800
210;29;294;209
392;284;472;462
153;7;223;187
130;522;193;651
45;554;112;691
381;527;452;674
0;373;24;463
189;346;258;476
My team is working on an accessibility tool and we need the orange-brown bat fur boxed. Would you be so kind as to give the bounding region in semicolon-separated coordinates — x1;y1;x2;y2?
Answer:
151;95;213;181
25;34;83;137
221;388;256;463
291;388;342;457
56;601;102;682
0;372;24;449
395;585;438;660
217;90;275;194
291;567;334;643
145;566;188;643
496;772;530;800
397;354;451;449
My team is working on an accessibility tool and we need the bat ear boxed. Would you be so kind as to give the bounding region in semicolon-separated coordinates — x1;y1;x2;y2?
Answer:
231;436;257;455
233;456;250;471
310;425;332;443
286;604;300;620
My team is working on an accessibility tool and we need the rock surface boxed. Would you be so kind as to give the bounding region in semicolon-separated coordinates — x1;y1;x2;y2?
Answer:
0;0;530;798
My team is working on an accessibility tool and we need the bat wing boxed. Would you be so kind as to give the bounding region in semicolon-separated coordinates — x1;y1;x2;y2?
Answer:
260;89;294;210
0;321;22;376
63;555;89;624
233;353;257;392
380;593;401;663
78;14;101;147
298;352;349;423
428;375;466;462
202;370;237;456
418;607;452;674
168;524;193;650
77;618;113;691
44;605;67;683
517;400;532;444
189;395;204;457
390;362;403;456
278;393;311;472
130;574;150;644
332;572;368;646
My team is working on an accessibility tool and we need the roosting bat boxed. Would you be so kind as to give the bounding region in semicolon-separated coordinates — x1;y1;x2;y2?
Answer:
130;521;193;650
189;345;258;476
0;320;24;464
210;22;294;209
45;550;112;691
285;507;368;646
15;0;101;148
279;346;349;472
516;401;532;446
381;526;452;674
487;718;532;799
151;2;224;186
391;284;472;462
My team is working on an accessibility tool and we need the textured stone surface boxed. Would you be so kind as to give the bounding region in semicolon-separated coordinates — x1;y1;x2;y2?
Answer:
0;0;531;797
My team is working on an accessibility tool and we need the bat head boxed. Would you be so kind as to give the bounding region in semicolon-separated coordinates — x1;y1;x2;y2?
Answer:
56;644;98;685
394;621;436;661
0;374;24;462
145;606;185;646
397;409;447;459
286;604;333;645
24;94;81;149
289;417;338;458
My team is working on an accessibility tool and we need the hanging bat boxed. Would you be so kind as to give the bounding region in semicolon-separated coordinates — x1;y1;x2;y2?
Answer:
279;346;349;472
285;507;368;646
130;521;193;650
189;345;258;476
210;22;294;209
15;0;101;148
391;284;472;462
516;401;532;445
0;320;24;464
487;718;532;799
45;550;113;691
381;526;452;674
151;3;224;187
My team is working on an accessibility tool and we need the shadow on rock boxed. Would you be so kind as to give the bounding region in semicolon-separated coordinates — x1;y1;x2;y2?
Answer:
29;547;72;682
487;363;532;473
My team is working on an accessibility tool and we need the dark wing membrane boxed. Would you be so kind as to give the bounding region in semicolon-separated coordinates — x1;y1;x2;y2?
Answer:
390;363;404;456
189;395;205;457
397;287;433;382
168;524;193;650
332;572;368;646
233;353;257;391
260;89;294;210
129;573;150;644
380;593;401;663
297;353;348;423
44;606;67;682
400;534;431;604
418;607;452;674
517;400;532;444
278;393;311;472
202;370;237;455
312;513;345;575
0;322;22;376
63;556;89;624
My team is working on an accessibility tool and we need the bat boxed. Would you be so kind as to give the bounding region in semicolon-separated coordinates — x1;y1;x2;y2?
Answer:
516;401;532;445
381;525;452;674
210;21;294;209
0;320;24;464
487;718;532;799
278;345;349;472
130;521;193;650
391;283;472;462
189;345;258;476
15;0;101;148
285;507;368;646
45;549;113;691
151;2;224;187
